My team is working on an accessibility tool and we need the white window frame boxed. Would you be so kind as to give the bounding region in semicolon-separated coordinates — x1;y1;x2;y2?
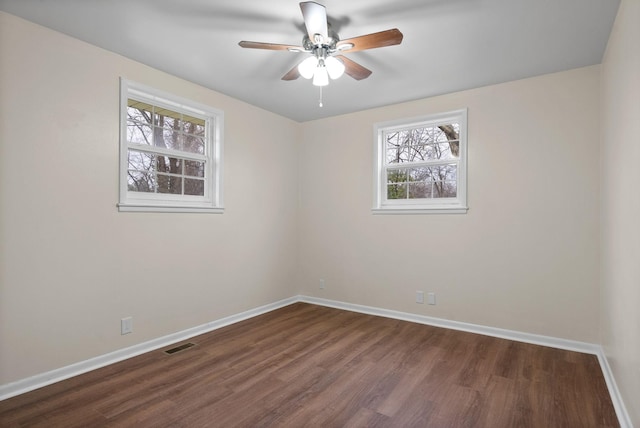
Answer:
118;79;224;213
373;109;468;214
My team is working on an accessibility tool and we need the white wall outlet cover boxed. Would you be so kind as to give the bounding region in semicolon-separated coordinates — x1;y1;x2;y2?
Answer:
428;293;436;305
121;317;133;335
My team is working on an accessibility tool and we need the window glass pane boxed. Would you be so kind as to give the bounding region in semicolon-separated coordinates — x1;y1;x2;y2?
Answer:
387;168;407;184
387;183;407;199
409;143;429;161
386;133;411;163
127;122;153;145
156;156;182;175
433;124;459;158
127;101;153;124
161;115;183;135
408;167;429;182
154;106;182;129
408;182;432;199
184;178;205;196
127;170;156;193
434;181;457;198
157;174;182;194
160;127;181;151
387;146;409;164
183;115;206;136
184;160;205;177
128;150;155;171
430;164;457;182
182;135;205;154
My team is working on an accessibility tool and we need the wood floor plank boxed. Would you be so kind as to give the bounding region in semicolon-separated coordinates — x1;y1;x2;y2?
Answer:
375;346;443;417
0;303;620;428
343;407;392;428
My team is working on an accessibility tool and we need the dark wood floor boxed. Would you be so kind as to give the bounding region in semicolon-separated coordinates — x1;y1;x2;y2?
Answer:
0;303;618;427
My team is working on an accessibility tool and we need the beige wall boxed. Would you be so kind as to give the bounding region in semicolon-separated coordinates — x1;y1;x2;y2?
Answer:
298;66;602;343
0;12;299;384
601;0;640;424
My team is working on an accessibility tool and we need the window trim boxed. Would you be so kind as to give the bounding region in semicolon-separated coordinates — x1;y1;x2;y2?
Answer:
372;109;468;215
118;78;224;213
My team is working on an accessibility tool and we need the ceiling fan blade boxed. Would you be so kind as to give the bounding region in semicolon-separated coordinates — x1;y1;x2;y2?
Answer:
239;41;304;51
300;1;328;43
282;64;301;81
335;55;372;80
336;29;403;52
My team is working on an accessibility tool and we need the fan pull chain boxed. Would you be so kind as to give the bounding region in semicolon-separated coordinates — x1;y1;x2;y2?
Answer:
318;86;323;108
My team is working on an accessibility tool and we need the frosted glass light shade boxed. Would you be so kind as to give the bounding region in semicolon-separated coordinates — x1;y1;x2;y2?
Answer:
298;57;318;79
312;66;329;86
325;56;345;79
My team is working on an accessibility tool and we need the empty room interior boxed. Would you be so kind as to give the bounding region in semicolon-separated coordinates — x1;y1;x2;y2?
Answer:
0;0;638;426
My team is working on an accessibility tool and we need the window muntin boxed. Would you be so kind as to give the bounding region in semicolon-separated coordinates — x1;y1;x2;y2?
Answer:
373;109;467;214
119;79;223;213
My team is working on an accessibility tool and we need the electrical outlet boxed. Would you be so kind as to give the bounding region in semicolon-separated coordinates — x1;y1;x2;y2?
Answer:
428;292;436;305
319;279;325;289
416;291;424;304
121;317;133;335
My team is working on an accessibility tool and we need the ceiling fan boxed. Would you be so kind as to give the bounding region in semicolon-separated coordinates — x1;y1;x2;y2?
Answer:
238;1;403;88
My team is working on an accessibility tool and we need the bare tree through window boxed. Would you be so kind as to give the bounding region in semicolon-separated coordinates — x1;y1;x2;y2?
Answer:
126;100;206;196
385;124;459;200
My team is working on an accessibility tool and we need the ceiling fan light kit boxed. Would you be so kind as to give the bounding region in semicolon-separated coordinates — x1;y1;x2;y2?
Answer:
298;53;345;85
298;56;318;79
325;56;345;80
312;64;329;87
239;1;403;105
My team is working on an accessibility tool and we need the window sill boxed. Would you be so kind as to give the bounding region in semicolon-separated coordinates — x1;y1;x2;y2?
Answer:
372;206;468;215
118;204;224;214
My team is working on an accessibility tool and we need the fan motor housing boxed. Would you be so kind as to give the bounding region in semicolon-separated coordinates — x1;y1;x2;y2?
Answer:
302;28;340;52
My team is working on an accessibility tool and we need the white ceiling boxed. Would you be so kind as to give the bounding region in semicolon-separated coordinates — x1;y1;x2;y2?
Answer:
0;0;620;122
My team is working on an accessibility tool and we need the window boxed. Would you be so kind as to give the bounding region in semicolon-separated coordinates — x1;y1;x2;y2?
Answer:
373;109;468;214
118;79;223;213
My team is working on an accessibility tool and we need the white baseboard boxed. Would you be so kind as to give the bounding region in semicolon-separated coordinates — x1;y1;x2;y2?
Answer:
299;295;632;428
298;296;600;353
595;348;633;428
0;296;298;401
0;294;632;427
